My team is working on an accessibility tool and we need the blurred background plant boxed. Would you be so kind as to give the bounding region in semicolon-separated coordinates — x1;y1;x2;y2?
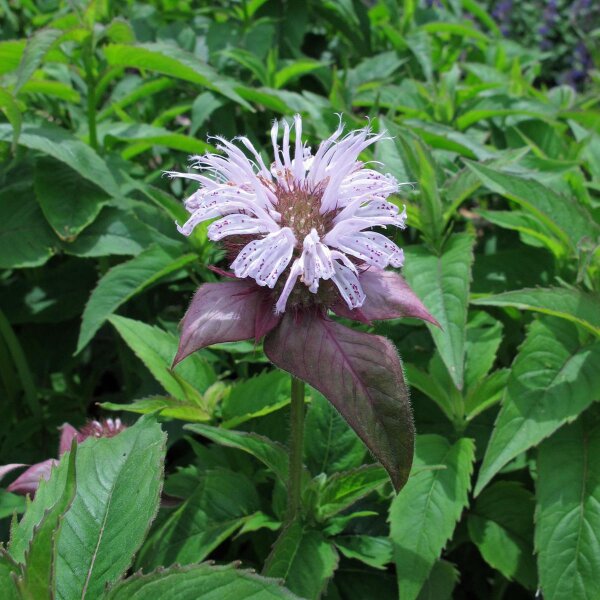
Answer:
0;1;599;599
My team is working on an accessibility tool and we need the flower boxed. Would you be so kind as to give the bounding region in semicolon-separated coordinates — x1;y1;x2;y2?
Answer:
169;115;408;315
0;419;124;496
171;116;438;491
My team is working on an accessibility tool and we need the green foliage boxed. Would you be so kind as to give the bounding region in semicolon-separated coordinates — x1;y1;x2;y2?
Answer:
1;0;600;598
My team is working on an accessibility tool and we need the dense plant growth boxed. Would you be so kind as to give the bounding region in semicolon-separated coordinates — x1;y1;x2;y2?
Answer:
0;1;599;599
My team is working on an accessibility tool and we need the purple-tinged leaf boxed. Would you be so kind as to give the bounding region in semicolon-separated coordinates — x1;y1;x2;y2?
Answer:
0;464;26;482
333;269;439;326
7;459;56;496
174;281;280;365
58;423;79;455
264;313;414;491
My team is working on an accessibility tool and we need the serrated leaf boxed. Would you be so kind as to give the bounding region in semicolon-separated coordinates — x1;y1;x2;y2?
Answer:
468;482;536;588
465;161;599;250
263;522;339;600
390;435;475;600
104;562;300;599
34;157;109;241
185;423;289;484
535;406;600;600
77;245;195;353
100;396;211;422
475;317;600;495
0;551;20;600
13;28;62;93
318;465;388;520
403;234;475;390
137;469;259;570
0;185;57;269
0;123;120;198
415;559;459;600
16;446;77;600
54;415;166;600
333;535;392;570
109;315;216;401
472;287;600;337
304;391;366;476
103;43;251;110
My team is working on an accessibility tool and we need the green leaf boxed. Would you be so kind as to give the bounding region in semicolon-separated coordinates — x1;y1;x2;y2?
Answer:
274;59;324;88
185;423;289;484
0;490;25;519
0;40;25;74
390;435;475;600
100;395;212;422
221;371;290;429
403;234;475;390
0;87;21;149
109;315;216;400
0;184;57;269
0;551;20;600
472;287;600;337
304;391;366;476
465;161;599;251
318;465;388;520
263;522;339;600
103;43;252;110
77;245;196;353
34;157;109;241
464;312;503;390
535;406;600;600
63;207;156;258
14;28;62;94
475;317;600;494
333;536;392;570
0;123;120;198
104;562;300;600
15;447;77;600
415;560;459;600
464;369;509;421
54;415;166;600
468;482;536;589
137;469;259;570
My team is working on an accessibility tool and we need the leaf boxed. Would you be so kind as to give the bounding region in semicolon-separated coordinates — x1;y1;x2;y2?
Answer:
304;391;366;476
15;446;77;600
535;406;600;600
264;313;414;491
333;535;392;570
0;490;25;519
0;87;21;149
468;482;536;588
472;287;600;337
185;423;289;484
464;369;509;421
221;371;290;429
465;161;599;251
274;59;324;88
173;281;280;366
77;244;196;353
415;560;459;600
63;207;156;258
0;551;20;600
109;316;216;400
403;234;475;390
14;28;62;93
104;562;300;600
100;395;211;422
318;464;389;520
475;317;600;495
0;184;57;269
390;435;475;600
263;522;339;600
0;40;25;74
464;312;503;390
0;123;120;198
54;415;166;600
34;157;109;241
103;43;252;109
137;469;259;570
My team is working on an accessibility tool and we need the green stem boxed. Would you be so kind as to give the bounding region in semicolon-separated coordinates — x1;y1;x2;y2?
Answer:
285;376;305;524
0;308;41;417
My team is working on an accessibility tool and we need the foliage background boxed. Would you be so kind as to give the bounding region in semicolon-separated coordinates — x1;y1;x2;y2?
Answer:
0;0;599;599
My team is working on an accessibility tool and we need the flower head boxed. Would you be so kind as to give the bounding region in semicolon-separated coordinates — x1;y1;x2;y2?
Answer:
169;115;407;314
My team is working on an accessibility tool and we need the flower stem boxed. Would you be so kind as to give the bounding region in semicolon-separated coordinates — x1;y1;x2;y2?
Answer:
285;376;305;524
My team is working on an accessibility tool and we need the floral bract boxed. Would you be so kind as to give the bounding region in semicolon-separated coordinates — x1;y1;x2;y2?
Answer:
171;116;438;490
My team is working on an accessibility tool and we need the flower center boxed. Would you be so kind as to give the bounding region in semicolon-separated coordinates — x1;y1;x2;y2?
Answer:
276;184;335;244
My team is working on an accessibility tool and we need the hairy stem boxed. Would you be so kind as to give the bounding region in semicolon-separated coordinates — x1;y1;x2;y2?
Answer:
286;376;305;524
